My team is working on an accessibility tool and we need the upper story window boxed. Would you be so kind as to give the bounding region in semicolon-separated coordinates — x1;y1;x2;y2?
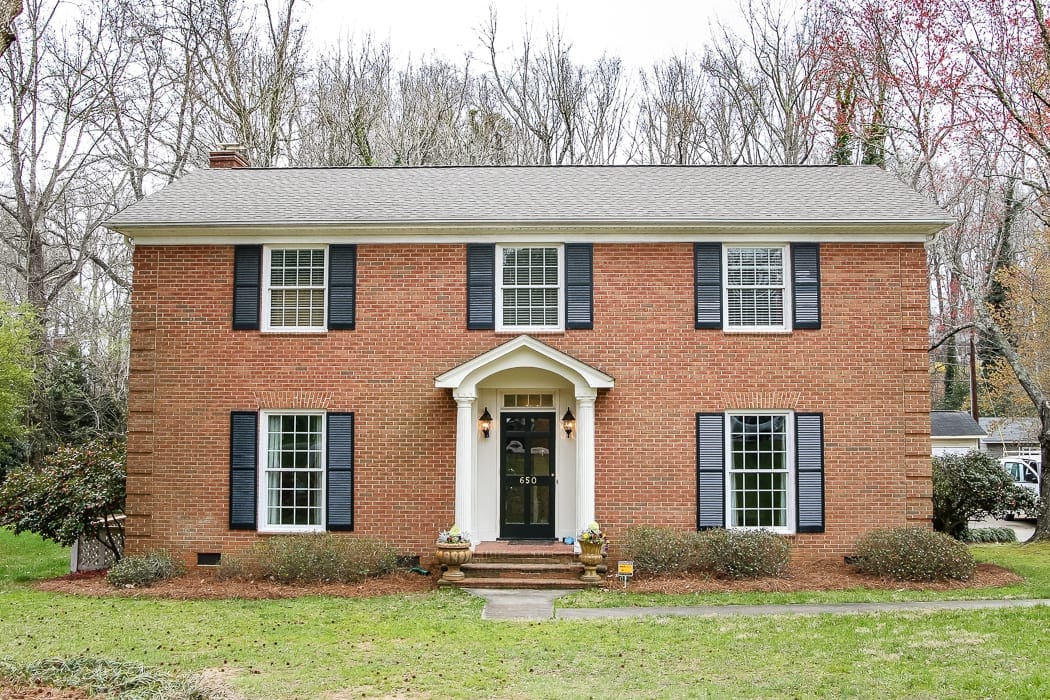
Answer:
263;246;327;331
497;245;563;332
724;246;790;331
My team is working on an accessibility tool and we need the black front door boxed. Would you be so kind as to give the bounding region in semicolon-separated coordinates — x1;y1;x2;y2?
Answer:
500;412;556;539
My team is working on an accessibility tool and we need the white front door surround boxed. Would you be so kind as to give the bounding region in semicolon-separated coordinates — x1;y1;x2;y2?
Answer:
435;336;614;542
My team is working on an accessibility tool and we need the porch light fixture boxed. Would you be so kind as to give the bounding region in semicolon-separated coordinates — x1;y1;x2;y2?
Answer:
479;408;493;438
562;408;576;438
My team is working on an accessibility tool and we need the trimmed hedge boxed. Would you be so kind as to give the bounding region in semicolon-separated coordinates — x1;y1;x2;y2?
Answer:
961;527;1018;544
623;526;790;579
106;551;185;588
219;533;398;584
853;527;975;581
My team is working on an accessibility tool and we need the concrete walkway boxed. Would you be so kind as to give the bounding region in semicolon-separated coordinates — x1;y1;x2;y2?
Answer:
465;588;1050;621
466;588;571;621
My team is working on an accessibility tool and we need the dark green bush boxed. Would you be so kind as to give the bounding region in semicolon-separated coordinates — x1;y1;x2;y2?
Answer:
702;528;791;579
932;451;1040;539
219;533;398;584
853;527;975;581
106;551;185;588
961;527;1018;544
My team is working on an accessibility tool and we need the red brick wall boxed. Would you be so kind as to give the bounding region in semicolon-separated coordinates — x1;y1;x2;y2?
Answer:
125;241;931;564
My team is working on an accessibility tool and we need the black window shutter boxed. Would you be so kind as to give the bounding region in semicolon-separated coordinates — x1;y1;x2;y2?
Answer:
326;413;354;531
233;245;261;330
796;412;825;533
696;413;726;529
328;244;357;330
466;244;495;330
694;243;722;329
229;411;258;530
564;243;593;329
791;243;821;330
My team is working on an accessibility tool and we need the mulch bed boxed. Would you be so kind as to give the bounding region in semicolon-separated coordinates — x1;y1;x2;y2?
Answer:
34;560;1021;599
602;561;1022;594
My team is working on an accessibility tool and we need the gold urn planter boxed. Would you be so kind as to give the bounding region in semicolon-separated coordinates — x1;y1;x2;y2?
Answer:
578;540;603;583
435;542;473;582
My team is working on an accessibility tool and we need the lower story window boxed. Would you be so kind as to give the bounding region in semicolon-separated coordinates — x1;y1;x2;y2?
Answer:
262;412;325;530
727;413;792;529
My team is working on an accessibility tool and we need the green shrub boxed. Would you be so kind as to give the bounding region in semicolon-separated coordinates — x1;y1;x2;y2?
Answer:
702;528;791;579
624;526;693;575
106;551;185;588
961;527;1018;544
932;451;1040;539
219;533;398;584
853;526;975;581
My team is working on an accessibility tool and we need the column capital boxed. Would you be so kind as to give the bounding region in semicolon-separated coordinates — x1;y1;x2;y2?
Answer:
574;392;597;404
454;392;477;405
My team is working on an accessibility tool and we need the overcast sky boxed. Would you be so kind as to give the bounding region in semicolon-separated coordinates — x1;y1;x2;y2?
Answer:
307;0;770;67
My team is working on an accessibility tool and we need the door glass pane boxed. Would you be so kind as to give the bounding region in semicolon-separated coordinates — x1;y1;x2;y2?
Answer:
531;417;551;433
530;440;551;476
505;441;525;475
504;485;525;524
532;485;551;525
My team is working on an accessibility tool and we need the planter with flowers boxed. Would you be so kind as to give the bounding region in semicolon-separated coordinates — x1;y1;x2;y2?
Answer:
435;525;472;582
577;521;607;584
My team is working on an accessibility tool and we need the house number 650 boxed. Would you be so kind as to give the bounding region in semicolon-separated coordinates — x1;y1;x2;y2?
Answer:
519;476;538;485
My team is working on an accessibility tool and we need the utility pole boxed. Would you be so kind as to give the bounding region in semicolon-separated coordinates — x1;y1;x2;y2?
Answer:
969;331;979;422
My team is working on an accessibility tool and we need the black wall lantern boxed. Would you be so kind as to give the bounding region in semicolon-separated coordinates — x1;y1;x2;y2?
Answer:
562;408;576;438
479;408;493;438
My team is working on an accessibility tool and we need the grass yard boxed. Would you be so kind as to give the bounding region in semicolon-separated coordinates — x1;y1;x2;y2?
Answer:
2;528;1050;698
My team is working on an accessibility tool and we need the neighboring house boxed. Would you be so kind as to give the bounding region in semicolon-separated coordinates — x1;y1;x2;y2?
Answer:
930;411;986;456
980;417;1041;458
106;152;950;567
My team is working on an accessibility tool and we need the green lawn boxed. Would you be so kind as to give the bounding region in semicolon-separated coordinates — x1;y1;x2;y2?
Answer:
2;529;1050;698
0;527;69;583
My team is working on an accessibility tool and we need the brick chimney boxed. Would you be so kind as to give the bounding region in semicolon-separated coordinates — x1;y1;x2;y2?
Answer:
208;143;250;169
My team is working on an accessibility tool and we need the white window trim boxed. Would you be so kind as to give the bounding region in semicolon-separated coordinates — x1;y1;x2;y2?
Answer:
261;244;328;333
495;244;564;333
258;409;326;534
724;409;796;535
722;244;791;333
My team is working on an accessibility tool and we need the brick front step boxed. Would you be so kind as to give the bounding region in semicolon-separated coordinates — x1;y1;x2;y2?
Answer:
435;541;600;589
461;561;584;579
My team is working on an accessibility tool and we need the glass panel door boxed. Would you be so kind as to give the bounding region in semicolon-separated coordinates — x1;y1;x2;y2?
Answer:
500;412;556;539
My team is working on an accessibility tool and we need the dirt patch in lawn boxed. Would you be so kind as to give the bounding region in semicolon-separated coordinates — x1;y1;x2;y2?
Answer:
0;680;91;699
36;568;440;600
610;560;1022;594
35;560;1021;599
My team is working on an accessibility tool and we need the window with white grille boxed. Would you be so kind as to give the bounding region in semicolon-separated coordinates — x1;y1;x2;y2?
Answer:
261;412;325;531
264;247;327;331
497;246;562;331
725;246;788;330
726;412;793;531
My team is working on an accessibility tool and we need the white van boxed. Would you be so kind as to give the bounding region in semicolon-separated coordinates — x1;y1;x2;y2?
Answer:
1000;456;1041;519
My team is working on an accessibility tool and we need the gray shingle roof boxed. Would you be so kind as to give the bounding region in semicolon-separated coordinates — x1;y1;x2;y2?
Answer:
107;165;950;230
979;417;1039;444
931;411;986;438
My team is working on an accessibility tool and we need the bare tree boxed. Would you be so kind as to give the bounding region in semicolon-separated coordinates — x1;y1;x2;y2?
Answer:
0;0;21;57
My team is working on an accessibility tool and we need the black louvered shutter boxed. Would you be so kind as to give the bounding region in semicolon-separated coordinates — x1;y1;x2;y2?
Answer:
328;244;357;330
791;243;821;330
466;244;495;330
233;245;262;330
696;413;726;529
795;412;825;533
229;411;258;529
694;243;722;329
564;243;593;329
326;413;354;531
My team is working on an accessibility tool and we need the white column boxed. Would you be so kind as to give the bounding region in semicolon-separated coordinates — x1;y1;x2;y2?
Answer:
575;394;596;532
454;393;476;539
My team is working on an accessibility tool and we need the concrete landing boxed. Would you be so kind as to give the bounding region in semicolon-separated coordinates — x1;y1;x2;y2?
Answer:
466;588;570;621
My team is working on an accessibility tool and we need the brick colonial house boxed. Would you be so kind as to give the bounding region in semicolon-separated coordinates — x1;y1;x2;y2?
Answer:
108;154;950;569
